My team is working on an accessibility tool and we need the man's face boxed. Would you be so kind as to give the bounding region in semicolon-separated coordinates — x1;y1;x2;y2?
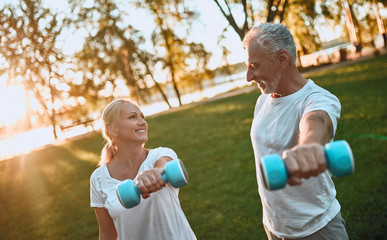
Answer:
246;41;281;95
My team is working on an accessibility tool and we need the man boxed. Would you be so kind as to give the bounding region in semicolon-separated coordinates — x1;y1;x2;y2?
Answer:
243;23;349;239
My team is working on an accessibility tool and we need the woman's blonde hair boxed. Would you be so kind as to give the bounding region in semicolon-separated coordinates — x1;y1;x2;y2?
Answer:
99;98;135;166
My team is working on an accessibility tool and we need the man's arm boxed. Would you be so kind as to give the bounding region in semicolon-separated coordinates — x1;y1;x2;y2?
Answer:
283;110;334;185
299;110;333;145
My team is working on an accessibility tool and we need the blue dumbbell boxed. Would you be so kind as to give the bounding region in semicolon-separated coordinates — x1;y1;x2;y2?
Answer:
116;159;189;208
260;140;355;190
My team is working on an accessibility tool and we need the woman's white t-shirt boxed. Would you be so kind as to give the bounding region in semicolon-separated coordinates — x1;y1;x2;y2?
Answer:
250;80;342;238
90;147;196;240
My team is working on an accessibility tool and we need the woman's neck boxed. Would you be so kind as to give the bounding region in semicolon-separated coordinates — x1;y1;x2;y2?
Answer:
114;143;148;168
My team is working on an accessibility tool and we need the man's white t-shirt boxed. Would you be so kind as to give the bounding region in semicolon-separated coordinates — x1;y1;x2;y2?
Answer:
90;147;196;240
250;80;341;238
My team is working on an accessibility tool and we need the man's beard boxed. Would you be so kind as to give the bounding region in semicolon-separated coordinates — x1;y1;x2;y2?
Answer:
259;70;281;95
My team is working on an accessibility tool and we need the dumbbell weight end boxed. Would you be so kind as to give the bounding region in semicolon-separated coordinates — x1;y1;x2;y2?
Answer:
324;140;354;177
260;140;354;191
117;179;142;208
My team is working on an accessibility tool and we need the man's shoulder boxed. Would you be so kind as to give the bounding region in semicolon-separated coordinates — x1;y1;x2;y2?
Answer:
303;80;339;101
306;80;335;95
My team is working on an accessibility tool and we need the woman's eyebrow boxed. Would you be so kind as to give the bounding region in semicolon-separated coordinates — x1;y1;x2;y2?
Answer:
123;112;136;116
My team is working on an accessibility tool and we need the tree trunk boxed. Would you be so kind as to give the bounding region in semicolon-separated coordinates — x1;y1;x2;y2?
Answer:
50;112;58;140
279;0;289;23
135;51;172;108
121;48;139;103
143;63;172;108
212;0;249;40
161;27;182;106
374;1;386;48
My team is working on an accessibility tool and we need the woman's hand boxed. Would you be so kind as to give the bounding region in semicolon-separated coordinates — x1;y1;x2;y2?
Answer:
136;168;166;199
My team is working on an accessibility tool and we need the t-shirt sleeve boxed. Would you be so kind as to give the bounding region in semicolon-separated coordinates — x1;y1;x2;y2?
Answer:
303;91;341;134
150;147;178;166
90;169;105;208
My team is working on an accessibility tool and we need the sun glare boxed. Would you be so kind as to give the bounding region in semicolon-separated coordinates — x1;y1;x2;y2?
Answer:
0;83;27;126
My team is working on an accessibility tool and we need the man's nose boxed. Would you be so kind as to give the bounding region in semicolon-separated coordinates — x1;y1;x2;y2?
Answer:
246;68;254;82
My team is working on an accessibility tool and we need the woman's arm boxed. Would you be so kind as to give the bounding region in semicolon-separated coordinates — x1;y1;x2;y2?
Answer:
154;156;172;168
94;207;117;240
136;156;173;198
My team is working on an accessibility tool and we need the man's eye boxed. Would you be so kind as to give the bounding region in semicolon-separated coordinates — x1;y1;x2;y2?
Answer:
250;64;259;69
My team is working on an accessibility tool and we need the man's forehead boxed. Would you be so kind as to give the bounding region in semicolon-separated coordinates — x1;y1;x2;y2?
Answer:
246;41;266;61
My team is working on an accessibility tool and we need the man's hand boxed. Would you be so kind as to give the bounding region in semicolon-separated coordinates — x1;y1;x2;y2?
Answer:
136;168;166;199
282;144;326;185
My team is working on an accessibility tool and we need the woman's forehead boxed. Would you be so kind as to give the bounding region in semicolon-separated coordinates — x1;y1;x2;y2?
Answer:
120;101;141;114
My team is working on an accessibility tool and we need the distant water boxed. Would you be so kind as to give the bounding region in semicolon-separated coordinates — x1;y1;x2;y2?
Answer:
0;74;249;161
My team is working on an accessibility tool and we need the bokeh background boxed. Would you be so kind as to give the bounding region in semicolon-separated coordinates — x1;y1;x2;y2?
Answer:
0;0;386;239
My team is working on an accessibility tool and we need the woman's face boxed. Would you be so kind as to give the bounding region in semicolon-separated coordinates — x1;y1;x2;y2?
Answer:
115;102;148;144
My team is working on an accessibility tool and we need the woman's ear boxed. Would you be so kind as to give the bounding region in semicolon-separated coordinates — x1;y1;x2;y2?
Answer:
107;123;118;137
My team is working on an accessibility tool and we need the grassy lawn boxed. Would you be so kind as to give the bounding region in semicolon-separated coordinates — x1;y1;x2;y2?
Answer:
0;54;386;239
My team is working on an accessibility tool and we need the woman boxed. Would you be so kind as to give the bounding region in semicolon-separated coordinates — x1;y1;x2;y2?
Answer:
90;99;196;240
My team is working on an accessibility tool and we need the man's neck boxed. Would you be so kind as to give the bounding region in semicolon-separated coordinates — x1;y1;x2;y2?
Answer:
272;67;307;98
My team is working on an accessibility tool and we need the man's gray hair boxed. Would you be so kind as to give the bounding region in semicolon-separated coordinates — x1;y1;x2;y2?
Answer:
242;23;297;65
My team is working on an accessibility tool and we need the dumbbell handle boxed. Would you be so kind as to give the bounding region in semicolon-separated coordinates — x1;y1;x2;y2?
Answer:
116;159;189;208
260;140;355;190
130;171;169;196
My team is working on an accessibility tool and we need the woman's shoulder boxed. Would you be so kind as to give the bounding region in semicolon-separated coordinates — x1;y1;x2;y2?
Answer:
150;146;174;152
149;147;177;158
141;147;178;168
90;165;106;181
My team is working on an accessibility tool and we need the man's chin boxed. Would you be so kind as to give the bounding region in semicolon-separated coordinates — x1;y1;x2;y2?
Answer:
257;85;269;95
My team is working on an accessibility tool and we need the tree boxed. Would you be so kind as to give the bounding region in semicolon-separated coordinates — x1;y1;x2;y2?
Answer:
69;0;176;108
212;0;291;41
136;0;211;107
133;47;172;108
212;0;323;59
0;0;72;139
70;0;138;103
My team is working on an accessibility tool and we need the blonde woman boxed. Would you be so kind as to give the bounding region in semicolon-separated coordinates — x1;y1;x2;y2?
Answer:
90;99;196;240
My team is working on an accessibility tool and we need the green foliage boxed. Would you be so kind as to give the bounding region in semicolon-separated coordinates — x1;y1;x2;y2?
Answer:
0;0;73;137
0;55;386;239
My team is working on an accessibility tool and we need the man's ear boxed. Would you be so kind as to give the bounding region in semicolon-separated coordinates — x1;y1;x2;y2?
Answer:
277;50;290;68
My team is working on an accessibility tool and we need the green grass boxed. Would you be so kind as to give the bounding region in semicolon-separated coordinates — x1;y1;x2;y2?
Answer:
0;54;386;239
